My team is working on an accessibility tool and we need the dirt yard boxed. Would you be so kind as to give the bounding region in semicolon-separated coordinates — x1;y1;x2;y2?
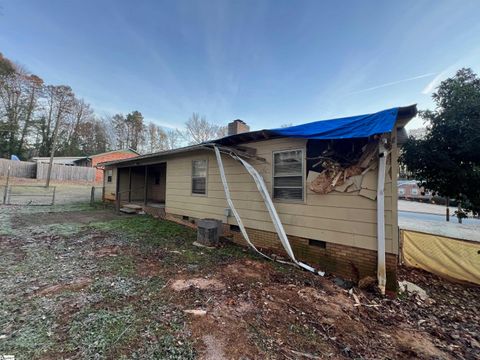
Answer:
0;204;479;359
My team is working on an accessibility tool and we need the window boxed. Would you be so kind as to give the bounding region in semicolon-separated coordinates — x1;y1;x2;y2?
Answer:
398;188;405;195
273;149;304;201
106;170;113;183
192;160;207;195
154;174;160;185
411;188;418;195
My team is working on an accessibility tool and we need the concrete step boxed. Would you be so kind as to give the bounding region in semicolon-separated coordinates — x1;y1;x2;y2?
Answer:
123;204;143;210
119;207;138;214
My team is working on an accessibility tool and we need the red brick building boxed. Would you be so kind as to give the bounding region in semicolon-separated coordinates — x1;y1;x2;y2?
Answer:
75;149;139;182
397;180;432;201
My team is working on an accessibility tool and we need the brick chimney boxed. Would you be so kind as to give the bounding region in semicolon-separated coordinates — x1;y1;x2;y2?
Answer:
228;119;250;136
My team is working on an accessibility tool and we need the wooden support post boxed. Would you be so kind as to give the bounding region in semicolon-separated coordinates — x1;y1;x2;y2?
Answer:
90;186;95;207
128;167;132;202
51;186;56;205
3;166;10;204
446;197;450;222
144;166;148;206
116;193;121;214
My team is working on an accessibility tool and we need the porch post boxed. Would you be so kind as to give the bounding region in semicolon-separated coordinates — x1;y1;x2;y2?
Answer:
144;166;148;206
128;167;132;202
115;168;121;213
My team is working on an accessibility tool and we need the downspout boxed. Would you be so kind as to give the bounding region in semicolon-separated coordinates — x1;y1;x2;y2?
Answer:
377;138;388;295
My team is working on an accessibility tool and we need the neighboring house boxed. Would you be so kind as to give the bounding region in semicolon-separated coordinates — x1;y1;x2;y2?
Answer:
101;106;417;291
31;156;84;166
408;127;427;140
397;180;432;201
74;149;139;182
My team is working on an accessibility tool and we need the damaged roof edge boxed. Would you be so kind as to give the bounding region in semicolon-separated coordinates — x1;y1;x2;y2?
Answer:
100;104;417;167
395;104;418;129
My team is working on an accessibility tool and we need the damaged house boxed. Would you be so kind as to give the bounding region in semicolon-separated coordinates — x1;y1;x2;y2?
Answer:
101;105;417;291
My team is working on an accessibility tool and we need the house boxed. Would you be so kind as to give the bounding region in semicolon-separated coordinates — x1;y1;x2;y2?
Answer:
397;180;432;201
74;149;139;182
32;156;84;166
101;105;417;292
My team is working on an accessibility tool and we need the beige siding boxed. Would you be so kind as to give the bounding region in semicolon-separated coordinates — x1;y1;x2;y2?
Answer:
103;167;118;201
165;137;398;254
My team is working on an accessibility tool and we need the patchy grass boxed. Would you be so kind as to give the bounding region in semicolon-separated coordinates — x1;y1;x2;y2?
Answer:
0;210;13;235
0;205;202;360
0;298;56;358
90;216;195;244
69;307;137;358
101;255;136;277
2;204;476;359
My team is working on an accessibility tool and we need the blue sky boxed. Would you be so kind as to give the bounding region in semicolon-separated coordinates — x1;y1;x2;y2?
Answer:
1;0;480;130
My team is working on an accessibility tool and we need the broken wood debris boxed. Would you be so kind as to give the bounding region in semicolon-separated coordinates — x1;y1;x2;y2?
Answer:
308;140;388;200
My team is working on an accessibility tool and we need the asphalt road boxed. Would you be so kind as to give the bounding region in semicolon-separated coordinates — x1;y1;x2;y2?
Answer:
399;210;479;225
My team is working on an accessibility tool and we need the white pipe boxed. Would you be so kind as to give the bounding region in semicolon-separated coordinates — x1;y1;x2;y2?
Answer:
377;139;387;294
214;146;323;275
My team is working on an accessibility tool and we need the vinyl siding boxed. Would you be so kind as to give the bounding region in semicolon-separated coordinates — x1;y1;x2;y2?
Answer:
165;137;398;254
103;167;118;201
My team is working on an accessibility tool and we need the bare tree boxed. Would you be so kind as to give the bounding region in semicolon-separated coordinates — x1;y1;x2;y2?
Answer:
0;52;132;159
145;122;169;152
125;110;144;151
0;61;24;157
183;112;226;144
165;128;182;149
45;85;75;187
111;113;127;149
16;74;44;155
64;98;94;155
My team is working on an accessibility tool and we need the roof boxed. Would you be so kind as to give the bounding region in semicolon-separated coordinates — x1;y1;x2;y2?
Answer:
73;149;139;163
100;105;417;167
214;105;417;146
32;156;84;161
100;144;203;167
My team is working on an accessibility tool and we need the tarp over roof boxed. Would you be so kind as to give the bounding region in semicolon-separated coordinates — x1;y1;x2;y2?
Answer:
213;104;416;146
270;107;399;140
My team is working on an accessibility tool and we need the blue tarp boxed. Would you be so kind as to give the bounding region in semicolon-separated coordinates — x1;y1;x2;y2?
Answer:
270;107;399;140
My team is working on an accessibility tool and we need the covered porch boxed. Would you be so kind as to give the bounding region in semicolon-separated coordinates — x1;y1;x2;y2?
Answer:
116;162;167;210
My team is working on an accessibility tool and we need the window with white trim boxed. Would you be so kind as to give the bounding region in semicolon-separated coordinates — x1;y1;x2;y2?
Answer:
273;149;304;201
398;188;405;195
106;170;113;183
411;188;418;195
192;160;207;195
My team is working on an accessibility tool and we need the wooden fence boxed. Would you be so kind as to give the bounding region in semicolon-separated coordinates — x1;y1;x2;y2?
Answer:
0;159;37;178
36;163;96;182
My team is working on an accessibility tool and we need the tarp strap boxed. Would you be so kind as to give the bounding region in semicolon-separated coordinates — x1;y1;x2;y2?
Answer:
214;146;322;275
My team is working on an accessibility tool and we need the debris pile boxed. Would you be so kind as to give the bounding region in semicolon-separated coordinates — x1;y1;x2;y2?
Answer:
308;140;391;200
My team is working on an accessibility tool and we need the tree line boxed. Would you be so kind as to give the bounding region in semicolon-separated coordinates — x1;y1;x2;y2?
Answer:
0;53;227;160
